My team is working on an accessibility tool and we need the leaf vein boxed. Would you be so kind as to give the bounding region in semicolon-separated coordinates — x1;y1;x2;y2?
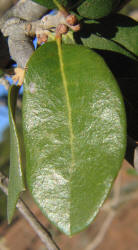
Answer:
56;40;75;171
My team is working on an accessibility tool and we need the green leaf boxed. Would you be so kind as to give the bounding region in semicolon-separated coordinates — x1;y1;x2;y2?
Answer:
32;0;83;9
0;190;7;221
75;32;136;61
0;68;4;77
116;0;133;11
91;44;138;142
8;85;25;223
77;0;120;19
23;42;126;235
87;14;138;57
74;16;138;60
106;14;138;57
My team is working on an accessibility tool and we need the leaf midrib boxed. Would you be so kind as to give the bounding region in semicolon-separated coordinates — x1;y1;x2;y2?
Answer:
56;40;75;172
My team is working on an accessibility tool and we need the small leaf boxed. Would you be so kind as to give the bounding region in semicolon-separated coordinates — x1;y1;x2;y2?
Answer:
77;0;120;19
62;31;75;44
23;42;126;235
8;85;25;223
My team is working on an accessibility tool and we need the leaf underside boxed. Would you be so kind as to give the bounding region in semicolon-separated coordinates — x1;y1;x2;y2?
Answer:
8;85;25;223
23;42;126;235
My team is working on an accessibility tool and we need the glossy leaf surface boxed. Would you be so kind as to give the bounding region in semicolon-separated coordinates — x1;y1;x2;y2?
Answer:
23;42;126;235
8;85;25;223
77;0;120;19
92;45;138;143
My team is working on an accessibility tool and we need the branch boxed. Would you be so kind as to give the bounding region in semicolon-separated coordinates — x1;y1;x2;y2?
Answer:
0;172;60;250
1;10;80;68
0;0;17;17
0;0;48;70
103;189;138;212
85;210;116;250
0;0;48;29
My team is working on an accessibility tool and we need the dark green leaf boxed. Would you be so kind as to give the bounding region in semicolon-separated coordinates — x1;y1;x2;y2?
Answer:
108;15;138;57
119;0;138;14
92;50;138;142
75;31;136;61
74;16;138;60
32;0;84;9
23;42;126;235
8;85;25;223
116;0;132;12
0;68;4;77
0;191;7;221
86;14;138;57
77;0;120;19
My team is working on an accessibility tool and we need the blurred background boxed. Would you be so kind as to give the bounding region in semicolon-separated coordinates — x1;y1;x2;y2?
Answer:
0;0;138;249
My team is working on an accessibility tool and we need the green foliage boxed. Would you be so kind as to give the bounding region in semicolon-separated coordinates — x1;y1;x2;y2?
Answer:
0;132;10;223
77;0;120;19
5;0;137;236
0;68;4;77
32;0;83;9
0;191;7;221
74;14;138;145
74;14;138;59
22;42;126;235
120;0;138;15
0;113;24;223
0;133;10;175
97;14;138;57
7;85;25;223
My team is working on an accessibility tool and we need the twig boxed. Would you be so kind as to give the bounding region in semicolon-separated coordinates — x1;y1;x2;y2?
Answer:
103;188;138;212
0;0;47;29
112;173;122;206
134;146;138;171
0;172;60;250
85;210;116;250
